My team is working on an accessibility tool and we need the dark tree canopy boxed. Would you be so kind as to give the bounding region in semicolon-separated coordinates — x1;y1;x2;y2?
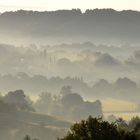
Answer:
23;135;39;140
59;116;140;140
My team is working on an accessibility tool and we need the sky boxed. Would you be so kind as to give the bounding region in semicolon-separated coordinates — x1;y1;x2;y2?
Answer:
0;0;140;12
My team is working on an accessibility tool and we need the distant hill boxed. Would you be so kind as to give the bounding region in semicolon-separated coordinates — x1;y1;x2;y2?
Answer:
0;9;140;44
0;96;70;140
0;88;103;140
0;109;70;140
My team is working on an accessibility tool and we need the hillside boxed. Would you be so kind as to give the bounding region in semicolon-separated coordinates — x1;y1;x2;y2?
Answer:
0;9;140;44
0;110;70;140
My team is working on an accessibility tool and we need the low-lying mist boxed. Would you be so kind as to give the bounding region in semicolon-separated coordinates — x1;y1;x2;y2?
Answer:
1;9;140;140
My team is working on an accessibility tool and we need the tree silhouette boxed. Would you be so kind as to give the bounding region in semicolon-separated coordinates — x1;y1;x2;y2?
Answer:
24;135;31;140
59;116;139;140
23;135;39;140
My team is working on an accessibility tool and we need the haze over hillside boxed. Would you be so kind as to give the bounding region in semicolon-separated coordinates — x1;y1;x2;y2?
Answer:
1;7;140;140
0;9;140;44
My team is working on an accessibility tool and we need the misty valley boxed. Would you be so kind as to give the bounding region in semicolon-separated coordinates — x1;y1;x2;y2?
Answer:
0;9;140;140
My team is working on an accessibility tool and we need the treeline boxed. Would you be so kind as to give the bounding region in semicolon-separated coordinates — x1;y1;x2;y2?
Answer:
1;9;140;43
1;73;140;102
0;87;103;121
1;43;140;86
34;86;102;121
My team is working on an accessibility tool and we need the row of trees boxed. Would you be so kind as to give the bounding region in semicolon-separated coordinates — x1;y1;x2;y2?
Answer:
35;86;103;121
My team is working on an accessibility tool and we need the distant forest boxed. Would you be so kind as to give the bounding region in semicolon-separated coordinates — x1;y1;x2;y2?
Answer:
0;43;140;103
0;9;140;44
0;73;140;103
